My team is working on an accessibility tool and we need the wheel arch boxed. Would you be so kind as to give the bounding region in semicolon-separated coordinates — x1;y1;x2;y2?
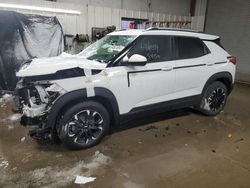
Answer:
203;72;233;95
47;87;120;137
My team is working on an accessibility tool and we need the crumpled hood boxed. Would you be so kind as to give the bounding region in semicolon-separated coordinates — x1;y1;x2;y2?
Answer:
16;53;106;77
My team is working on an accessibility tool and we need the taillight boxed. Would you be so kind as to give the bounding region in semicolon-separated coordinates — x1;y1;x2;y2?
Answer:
227;56;237;64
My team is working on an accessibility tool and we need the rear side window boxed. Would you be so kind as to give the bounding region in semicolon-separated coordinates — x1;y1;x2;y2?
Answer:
128;35;172;63
175;37;209;59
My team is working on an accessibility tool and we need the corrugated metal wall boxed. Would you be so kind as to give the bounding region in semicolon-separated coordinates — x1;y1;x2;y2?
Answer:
205;0;250;82
58;0;190;16
0;0;206;36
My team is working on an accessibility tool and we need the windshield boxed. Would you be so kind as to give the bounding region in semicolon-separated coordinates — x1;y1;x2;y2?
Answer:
79;35;136;63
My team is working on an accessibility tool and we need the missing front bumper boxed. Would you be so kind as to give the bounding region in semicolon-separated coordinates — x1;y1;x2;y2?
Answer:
20;115;52;140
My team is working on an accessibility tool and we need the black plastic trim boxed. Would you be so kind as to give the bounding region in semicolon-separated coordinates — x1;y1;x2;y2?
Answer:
47;89;87;130
202;72;233;94
214;61;227;65
127;69;161;87
23;67;85;82
121;94;201;120
174;64;206;69
94;87;120;125
126;63;207;87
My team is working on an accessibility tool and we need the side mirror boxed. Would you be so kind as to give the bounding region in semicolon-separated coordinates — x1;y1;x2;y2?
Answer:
123;54;147;66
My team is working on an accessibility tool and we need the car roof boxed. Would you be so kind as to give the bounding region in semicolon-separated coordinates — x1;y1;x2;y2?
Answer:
108;28;219;41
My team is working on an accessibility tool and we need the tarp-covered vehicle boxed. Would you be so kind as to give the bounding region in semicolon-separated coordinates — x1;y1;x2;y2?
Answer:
0;10;64;91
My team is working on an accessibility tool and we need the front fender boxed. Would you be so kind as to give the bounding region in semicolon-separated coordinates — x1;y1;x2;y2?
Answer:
47;89;87;130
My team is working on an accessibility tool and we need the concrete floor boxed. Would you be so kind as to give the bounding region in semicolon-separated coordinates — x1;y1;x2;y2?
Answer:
1;83;250;188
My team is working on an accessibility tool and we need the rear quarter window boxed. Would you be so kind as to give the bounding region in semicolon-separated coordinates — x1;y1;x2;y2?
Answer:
175;37;210;59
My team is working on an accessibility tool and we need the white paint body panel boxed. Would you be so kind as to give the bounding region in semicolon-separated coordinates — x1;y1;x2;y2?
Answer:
16;30;236;116
16;53;106;77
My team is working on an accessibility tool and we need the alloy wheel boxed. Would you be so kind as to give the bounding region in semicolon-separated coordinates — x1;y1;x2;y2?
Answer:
64;110;104;145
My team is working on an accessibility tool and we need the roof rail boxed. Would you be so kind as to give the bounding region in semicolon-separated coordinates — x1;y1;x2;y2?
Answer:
146;27;202;33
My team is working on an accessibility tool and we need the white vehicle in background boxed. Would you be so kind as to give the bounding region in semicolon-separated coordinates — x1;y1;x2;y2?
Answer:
15;28;236;149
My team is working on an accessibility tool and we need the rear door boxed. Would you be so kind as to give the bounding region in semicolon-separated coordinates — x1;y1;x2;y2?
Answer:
173;36;211;98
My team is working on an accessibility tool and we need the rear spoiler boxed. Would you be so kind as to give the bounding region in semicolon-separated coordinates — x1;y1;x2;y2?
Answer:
203;37;225;49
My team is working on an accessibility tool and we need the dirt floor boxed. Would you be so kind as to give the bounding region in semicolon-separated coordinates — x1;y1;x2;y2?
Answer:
1;83;250;188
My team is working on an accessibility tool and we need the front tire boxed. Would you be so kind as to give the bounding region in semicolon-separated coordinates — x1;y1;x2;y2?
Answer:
198;81;228;116
58;101;110;150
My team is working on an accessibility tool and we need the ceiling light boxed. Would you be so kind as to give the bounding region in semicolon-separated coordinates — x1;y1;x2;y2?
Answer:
0;3;81;15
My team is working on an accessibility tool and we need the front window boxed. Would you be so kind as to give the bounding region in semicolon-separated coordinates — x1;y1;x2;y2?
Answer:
79;35;136;63
127;35;172;63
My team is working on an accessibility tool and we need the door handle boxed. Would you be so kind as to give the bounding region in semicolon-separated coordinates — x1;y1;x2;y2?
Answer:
161;67;173;71
206;62;214;66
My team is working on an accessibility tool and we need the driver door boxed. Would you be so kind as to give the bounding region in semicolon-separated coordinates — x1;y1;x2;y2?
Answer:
122;35;175;111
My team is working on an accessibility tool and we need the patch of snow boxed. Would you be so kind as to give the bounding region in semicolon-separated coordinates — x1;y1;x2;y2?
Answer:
29;151;111;187
8;125;14;130
0;157;9;169
8;114;22;121
83;150;111;175
21;137;26;142
0;94;13;103
203;98;210;111
74;175;96;184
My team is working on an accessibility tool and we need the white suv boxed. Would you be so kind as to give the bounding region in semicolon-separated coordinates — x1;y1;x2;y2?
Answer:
15;28;236;149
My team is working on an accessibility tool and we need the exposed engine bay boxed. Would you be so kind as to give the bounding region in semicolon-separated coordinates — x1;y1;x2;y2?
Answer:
15;78;66;140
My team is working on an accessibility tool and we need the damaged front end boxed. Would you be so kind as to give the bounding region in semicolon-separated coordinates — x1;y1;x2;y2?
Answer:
15;79;65;140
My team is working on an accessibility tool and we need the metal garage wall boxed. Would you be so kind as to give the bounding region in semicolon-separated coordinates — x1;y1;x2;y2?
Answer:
205;0;250;82
0;1;195;35
0;1;205;37
58;0;190;16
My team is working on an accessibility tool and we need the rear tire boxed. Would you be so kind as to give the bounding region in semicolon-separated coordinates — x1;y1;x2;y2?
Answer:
58;101;110;150
198;81;228;116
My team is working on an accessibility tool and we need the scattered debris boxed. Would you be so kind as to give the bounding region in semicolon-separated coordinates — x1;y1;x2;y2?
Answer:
154;134;158;138
212;149;216;153
236;146;240;153
165;126;169;131
234;138;244;143
187;130;191;134
140;125;158;131
227;133;233;139
21;137;26;142
185;144;188;147
176;123;180;126
138;139;142;144
56;154;63;158
162;134;166;137
121;172;129;178
74;175;96;184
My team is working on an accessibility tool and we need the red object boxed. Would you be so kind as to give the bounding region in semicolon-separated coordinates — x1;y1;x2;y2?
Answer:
227;56;237;64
